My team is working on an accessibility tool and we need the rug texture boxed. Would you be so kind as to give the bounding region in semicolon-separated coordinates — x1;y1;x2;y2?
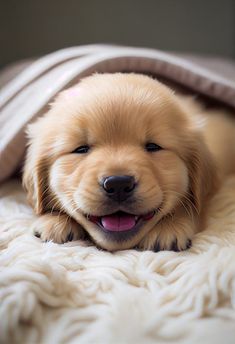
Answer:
0;177;235;343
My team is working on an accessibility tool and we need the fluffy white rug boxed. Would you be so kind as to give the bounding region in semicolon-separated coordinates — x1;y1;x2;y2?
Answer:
0;178;235;344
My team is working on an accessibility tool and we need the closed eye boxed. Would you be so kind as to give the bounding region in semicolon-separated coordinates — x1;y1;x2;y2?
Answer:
145;142;163;152
72;145;90;154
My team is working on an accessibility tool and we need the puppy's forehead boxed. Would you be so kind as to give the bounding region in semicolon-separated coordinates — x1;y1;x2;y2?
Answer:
56;74;188;144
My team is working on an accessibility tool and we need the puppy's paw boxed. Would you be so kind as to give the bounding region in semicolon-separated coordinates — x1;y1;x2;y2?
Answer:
153;234;192;252
32;213;84;243
138;215;195;252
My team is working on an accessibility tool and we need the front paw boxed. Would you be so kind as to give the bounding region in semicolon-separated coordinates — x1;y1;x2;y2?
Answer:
32;213;84;243
138;216;195;252
153;235;192;252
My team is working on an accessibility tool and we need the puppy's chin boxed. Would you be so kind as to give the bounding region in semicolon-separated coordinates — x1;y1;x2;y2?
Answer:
72;209;161;251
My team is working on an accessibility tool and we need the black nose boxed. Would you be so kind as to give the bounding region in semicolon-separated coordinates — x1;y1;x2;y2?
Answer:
102;175;136;202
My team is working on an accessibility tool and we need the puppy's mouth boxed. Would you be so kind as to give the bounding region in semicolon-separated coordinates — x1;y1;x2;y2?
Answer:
87;210;155;233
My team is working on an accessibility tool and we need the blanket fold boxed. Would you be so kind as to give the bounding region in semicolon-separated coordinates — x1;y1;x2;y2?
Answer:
0;44;235;182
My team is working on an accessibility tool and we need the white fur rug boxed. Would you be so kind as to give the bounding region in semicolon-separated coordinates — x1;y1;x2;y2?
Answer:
0;178;235;344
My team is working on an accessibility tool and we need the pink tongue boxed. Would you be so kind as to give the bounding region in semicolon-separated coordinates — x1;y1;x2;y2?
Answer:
101;213;136;231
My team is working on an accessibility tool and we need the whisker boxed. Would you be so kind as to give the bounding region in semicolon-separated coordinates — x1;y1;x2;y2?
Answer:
162;190;199;215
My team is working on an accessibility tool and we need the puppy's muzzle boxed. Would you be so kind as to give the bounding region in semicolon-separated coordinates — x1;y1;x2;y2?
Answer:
102;175;136;202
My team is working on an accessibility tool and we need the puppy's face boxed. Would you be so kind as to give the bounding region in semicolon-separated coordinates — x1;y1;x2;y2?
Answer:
24;74;215;250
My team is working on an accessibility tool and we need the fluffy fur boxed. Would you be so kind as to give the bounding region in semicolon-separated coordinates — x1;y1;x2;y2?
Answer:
23;73;235;251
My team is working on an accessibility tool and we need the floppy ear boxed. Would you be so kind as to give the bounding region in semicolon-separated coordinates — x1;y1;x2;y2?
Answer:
23;123;50;215
187;136;218;214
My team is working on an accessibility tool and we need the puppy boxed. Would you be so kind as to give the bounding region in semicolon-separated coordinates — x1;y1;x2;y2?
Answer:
23;73;235;251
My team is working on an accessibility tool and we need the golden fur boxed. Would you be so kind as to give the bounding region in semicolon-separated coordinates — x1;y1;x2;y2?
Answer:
23;73;235;251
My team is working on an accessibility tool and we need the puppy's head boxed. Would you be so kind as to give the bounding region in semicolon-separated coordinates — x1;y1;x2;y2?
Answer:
23;73;216;250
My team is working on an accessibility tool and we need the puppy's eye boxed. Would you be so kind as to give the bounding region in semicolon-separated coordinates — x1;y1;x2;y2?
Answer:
72;145;90;154
145;142;162;152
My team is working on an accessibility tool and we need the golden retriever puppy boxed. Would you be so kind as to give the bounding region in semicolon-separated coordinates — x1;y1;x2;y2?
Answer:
23;73;235;251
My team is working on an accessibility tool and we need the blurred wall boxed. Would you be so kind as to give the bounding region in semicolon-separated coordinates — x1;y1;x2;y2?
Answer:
1;0;235;68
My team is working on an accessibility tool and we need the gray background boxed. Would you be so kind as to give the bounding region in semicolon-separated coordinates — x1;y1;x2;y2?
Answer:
1;0;235;68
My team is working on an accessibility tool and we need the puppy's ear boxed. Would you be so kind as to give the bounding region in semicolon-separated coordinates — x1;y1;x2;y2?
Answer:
23;122;49;215
187;136;218;214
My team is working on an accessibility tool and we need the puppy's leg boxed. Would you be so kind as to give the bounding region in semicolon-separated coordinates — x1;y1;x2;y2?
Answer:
32;213;85;243
138;209;197;252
